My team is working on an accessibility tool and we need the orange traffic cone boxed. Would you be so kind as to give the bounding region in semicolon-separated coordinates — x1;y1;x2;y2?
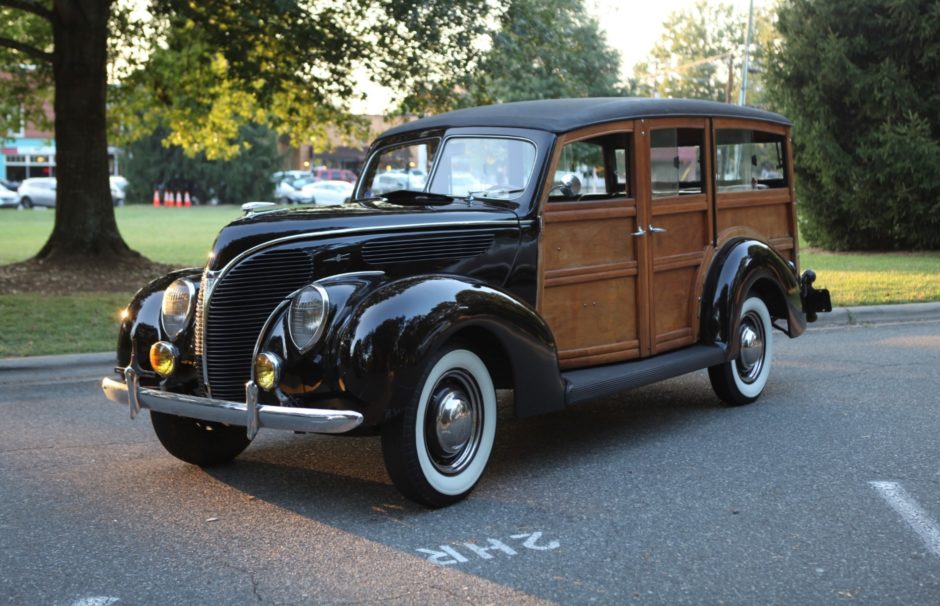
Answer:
152;189;161;207
164;190;173;207
175;191;182;207
184;191;192;207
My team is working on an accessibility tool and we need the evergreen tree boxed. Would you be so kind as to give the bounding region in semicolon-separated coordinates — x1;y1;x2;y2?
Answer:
767;0;940;250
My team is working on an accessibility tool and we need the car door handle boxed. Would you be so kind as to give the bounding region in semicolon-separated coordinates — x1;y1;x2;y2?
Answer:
648;225;667;234
630;226;646;237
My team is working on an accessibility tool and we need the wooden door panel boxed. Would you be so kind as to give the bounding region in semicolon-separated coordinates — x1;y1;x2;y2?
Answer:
542;208;636;270
543;275;641;365
651;266;698;350
540;203;644;368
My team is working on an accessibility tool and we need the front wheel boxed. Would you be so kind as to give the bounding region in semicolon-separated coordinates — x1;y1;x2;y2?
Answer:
19;197;32;209
708;295;774;406
151;411;252;466
382;347;497;508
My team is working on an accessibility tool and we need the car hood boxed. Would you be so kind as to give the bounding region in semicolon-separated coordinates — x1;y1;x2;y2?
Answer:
207;201;519;270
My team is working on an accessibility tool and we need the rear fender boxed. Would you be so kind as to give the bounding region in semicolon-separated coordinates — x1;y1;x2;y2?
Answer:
699;239;804;359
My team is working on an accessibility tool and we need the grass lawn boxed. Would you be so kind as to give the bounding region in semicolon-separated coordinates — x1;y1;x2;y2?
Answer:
1;205;938;357
801;247;940;307
0;205;243;266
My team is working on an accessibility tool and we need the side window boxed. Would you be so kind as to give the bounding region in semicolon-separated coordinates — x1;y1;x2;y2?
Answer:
650;128;704;197
549;133;630;202
715;129;787;192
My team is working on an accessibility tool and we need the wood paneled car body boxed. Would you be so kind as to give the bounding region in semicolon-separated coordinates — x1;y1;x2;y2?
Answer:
102;98;831;507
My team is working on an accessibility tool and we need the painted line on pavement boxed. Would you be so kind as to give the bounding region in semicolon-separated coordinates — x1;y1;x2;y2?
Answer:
870;481;940;558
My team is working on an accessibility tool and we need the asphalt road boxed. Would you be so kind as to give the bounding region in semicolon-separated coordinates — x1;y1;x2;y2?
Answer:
2;320;939;605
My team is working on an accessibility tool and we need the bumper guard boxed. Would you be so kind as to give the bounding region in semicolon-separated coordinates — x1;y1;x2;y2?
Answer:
102;368;363;439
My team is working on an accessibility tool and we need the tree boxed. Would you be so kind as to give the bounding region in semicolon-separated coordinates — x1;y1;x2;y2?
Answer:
124;124;282;206
633;1;774;105
767;0;940;250
399;0;631;114
0;0;495;265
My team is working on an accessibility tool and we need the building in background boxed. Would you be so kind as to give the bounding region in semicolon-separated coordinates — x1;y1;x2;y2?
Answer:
280;115;409;175
2;105;123;184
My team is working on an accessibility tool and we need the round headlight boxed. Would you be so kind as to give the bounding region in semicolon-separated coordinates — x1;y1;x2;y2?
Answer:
150;341;179;377
254;352;282;391
161;278;196;340
288;284;329;353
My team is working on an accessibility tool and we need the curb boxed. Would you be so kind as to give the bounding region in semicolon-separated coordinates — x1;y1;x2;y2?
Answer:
810;301;940;328
0;351;114;372
1;302;939;371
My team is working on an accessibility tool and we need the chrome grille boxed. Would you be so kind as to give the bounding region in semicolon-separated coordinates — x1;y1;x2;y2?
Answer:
362;233;494;265
194;274;206;356
204;248;314;401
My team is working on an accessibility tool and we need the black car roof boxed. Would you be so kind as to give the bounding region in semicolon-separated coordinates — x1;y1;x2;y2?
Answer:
379;97;790;139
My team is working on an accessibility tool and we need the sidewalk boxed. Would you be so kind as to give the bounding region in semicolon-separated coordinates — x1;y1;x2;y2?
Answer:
1;302;939;371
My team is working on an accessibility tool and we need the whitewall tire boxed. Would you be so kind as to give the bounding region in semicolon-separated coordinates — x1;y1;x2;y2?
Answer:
708;295;774;406
382;346;497;507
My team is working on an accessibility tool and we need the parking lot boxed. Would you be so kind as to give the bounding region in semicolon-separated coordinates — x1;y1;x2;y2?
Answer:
2;320;939;604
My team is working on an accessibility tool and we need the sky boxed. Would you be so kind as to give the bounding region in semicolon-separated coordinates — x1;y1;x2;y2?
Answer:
353;0;772;114
588;0;771;73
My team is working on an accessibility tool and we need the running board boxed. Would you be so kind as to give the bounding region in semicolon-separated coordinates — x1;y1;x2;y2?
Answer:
562;345;726;406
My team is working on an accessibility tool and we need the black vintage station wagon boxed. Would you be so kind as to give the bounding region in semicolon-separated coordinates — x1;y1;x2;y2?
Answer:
103;98;831;507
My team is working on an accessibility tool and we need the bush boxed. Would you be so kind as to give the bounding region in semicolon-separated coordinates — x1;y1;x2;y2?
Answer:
768;0;940;250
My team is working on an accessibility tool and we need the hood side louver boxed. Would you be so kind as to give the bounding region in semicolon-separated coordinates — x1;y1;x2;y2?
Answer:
362;233;495;265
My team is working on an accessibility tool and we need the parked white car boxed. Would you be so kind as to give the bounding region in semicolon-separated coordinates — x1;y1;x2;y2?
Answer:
274;176;317;204
17;177;56;208
0;184;19;208
305;180;353;205
110;175;128;207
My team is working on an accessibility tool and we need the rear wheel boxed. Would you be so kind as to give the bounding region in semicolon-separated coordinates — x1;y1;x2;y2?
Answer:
151;411;251;466
382;346;497;507
708;295;774;406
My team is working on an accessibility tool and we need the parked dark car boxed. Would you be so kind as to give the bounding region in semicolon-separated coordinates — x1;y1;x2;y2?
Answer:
102;98;831;507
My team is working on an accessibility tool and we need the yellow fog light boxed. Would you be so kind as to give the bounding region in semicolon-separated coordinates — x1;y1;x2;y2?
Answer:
254;352;282;391
149;341;179;377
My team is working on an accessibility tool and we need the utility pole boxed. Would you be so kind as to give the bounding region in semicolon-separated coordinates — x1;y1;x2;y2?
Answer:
738;0;755;105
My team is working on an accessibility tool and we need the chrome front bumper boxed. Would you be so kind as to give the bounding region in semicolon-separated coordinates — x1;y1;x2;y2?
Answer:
101;368;363;439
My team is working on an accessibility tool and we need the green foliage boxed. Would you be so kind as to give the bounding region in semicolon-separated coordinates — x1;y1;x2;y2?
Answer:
768;0;940;250
399;0;630;114
124;124;282;205
0;3;53;136
107;0;497;159
633;1;774;105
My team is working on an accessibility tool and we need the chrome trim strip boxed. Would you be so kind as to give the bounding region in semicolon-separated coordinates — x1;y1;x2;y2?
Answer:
246;381;260;439
102;375;363;435
125;367;141;419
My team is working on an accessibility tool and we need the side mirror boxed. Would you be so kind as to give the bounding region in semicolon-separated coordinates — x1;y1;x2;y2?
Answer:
558;173;581;197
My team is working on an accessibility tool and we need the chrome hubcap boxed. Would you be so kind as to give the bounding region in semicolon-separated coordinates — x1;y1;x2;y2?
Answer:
435;392;473;455
736;311;766;384
425;369;483;475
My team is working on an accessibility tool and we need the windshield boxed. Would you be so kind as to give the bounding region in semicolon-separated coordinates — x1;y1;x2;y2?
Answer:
358;136;536;201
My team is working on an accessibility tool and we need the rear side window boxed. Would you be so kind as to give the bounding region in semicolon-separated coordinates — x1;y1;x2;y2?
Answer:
715;129;787;192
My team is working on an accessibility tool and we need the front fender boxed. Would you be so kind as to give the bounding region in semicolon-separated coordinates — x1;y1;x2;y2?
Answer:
334;275;563;426
117;267;203;377
700;239;804;356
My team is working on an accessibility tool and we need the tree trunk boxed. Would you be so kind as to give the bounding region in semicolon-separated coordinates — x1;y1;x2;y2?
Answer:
35;0;138;263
